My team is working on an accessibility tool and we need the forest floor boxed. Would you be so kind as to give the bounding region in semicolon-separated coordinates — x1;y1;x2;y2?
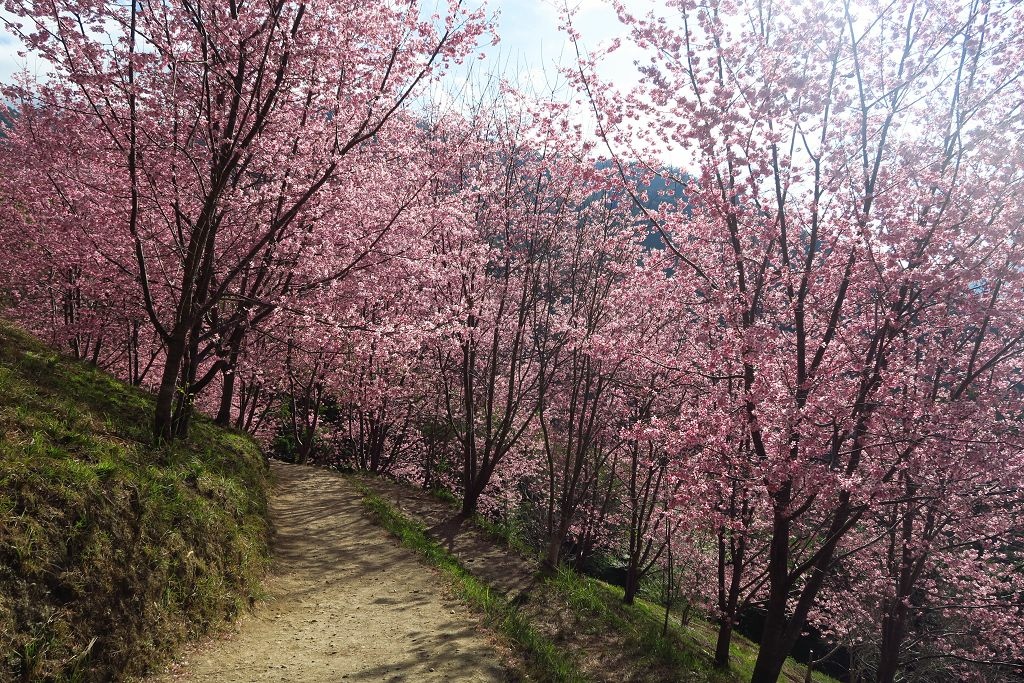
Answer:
147;461;517;683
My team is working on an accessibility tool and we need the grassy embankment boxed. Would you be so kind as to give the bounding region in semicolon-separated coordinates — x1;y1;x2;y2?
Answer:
0;322;270;682
360;484;839;683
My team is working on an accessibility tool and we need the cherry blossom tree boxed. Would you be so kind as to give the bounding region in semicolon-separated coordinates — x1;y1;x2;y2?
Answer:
0;99;158;382
3;2;1024;681
813;445;1024;682
2;0;489;440
577;0;1024;679
426;110;566;516
533;193;646;569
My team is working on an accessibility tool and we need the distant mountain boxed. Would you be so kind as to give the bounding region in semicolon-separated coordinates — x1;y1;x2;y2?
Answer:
592;159;690;250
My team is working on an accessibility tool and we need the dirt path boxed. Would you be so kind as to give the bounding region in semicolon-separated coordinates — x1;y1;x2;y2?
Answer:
150;461;511;683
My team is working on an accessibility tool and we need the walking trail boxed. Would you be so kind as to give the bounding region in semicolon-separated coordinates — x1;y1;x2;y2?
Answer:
149;461;512;683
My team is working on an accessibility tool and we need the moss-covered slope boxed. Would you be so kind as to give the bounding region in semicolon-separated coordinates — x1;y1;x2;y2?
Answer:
0;322;270;682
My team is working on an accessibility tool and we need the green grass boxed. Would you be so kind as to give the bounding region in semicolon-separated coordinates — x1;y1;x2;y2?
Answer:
544;567;840;683
426;485;459;506
545;566;704;675
373;478;839;683
0;322;271;682
358;487;588;683
469;511;538;559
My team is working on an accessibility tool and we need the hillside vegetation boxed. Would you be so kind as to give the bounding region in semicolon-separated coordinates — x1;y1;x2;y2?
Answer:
357;479;840;683
0;322;270;681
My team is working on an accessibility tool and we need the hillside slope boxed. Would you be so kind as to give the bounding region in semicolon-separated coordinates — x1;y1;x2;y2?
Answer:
0;322;270;682
356;476;840;683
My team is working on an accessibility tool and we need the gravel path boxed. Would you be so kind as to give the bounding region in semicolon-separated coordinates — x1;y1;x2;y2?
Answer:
150;460;510;683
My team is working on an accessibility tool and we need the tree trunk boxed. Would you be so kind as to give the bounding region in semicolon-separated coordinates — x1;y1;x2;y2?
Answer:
216;367;236;426
422;440;434;490
714;619;734;668
154;332;187;442
751;525;844;683
543;530;563;571
750;609;789;683
128;320;140;385
172;334;200;439
714;543;742;668
662;534;674;636
750;509;793;683
876;601;906;683
623;560;640;605
297;431;313;465
461;455;497;518
461;482;481;517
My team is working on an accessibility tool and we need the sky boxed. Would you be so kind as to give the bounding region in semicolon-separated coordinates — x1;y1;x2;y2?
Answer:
0;27;23;82
485;0;625;81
